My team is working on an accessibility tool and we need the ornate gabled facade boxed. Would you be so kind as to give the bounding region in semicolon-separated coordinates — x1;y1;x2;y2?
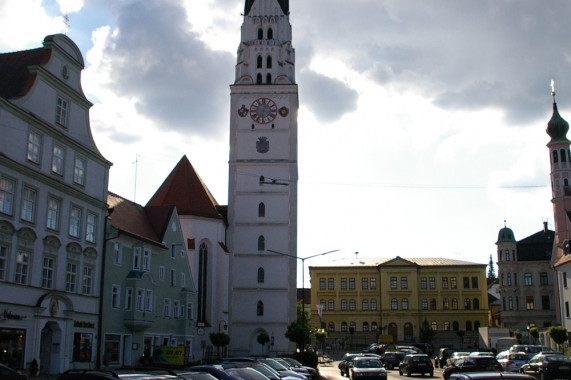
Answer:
0;35;111;373
227;0;298;355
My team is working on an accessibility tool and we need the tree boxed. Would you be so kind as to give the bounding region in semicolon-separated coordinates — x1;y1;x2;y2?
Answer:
314;329;328;352
513;329;523;344
487;254;496;281
285;301;311;351
548;326;569;352
210;332;230;360
529;327;539;344
257;332;270;353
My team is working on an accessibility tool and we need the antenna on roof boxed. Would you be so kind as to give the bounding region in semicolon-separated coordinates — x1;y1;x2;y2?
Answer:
133;154;142;203
63;14;70;34
355;251;359;260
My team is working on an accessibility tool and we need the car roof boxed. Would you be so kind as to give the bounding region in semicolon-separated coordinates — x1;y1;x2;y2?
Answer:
449;372;535;380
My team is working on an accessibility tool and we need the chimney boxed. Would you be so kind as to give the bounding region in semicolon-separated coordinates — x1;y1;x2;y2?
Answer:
544;221;548;233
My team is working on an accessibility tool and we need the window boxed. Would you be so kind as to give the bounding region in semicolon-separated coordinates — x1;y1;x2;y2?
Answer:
0;245;6;281
420;277;427;289
267;56;272;69
349;299;356;310
46;196;61;231
329;322;335;331
401;277;408;289
320;299;325;310
73;332;92;362
524;273;532;286
350;322;356;331
514;273;518;285
133;247;141;269
566;302;570;318
66;262;77;292
452;298;458;309
542;295;550;310
507;273;512;285
125;288;133;310
472;276;478;288
187;302;193;320
258;202;265;217
505;249;511;261
112;285;120;308
444;321;450;331
501;274;504;285
362;299;369;310
164;298;171;316
173;301;180;318
56;96;69;125
402;298;408;310
564;272;568;288
142;248;151;271
341;278;347;290
328;278;334;289
114;243;122;265
463;277;470;288
257;235;265;251
431;321;438;330
464;298;471;310
73;157;86;186
341;299;347;310
473;298;480;310
362;277;368;289
257;300;264;316
515;296;519;310
69;205;82;238
508;296;513;310
540;272;548;286
0;176;15;215
15;251;29;284
443;298;449;310
257;55;263;68
370;278;377;289
362;322;369;332
466;321;472;331
319;278;325;290
82;266;93;295
145;290;153;311
349;277;355;289
421;299;428;310
27;131;41;163
526;296;534;310
390;277;397;288
86;212;97;243
21;186;36;222
451;277;457;288
41;257;55;288
391;298;398;310
442;277;448;289
257;28;263;40
159;265;165;281
371;299;377;310
429;277;435;289
430;298;436;310
170;269;176;286
266;73;271;84
328;299;334;310
267;28;273;39
341;322;348;332
51;144;65;175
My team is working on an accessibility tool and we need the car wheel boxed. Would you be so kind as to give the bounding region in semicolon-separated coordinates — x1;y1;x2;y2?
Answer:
429;372;433;377
540;371;548;380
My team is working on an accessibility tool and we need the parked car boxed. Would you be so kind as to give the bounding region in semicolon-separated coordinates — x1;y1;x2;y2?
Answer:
339;354;365;377
380;351;406;370
509;345;553;355
56;369;120;380
495;351;530;372
224;368;271;380
349;357;387;380
175;372;219;380
448;372;535;380
435;348;454;368
447;352;471;367
0;364;28;380
442;356;503;380
184;365;237;380
398;354;434;377
519;352;571;380
280;358;317;379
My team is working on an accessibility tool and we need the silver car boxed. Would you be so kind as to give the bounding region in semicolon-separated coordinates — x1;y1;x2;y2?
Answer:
495;351;530;372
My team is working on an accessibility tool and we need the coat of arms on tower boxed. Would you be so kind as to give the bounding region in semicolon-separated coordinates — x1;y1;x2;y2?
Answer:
238;105;249;117
256;136;269;153
279;106;289;117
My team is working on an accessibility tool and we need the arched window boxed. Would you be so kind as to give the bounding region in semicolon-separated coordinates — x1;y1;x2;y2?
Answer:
328;322;335;331
257;267;264;283
257;235;265;251
371;322;378;331
257;73;263;84
328;299;334;310
553;150;559;163
258;202;265;217
431;321;438;330
266;73;272;84
452;321;459;331
562;149;567;162
402;298;408;310
350;321;356;331
259;175;265;183
444;321;450;331
267;56;272;69
391;298;398;310
452;298;458;310
257;300;264;316
257;56;263;68
473;298;480;310
464;298;471;310
341;322;348;332
362;322;369;332
466;321;472;331
258;28;263;40
267;28;273;39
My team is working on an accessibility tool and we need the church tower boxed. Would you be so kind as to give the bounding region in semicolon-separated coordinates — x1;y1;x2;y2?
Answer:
227;0;298;355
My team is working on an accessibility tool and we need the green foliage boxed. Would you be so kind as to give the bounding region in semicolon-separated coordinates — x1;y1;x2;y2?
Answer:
209;332;230;347
487;254;496;280
285;319;311;350
257;332;270;346
314;329;328;342
529;327;540;343
548;326;569;351
420;321;436;343
293;350;319;368
513;329;522;343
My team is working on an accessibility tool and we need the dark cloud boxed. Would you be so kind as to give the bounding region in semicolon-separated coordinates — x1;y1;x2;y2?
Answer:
299;70;358;123
98;0;234;137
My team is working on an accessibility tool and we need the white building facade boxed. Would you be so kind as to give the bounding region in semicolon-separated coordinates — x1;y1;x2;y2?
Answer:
227;0;298;355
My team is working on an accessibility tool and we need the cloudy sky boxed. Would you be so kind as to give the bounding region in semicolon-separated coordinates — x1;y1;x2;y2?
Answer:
2;0;569;286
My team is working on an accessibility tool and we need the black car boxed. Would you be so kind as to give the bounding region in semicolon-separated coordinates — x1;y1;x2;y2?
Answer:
380;351;406;370
449;373;535;380
57;370;122;380
443;357;503;380
519;353;571;380
339;354;365;377
0;364;28;380
398;354;434;377
435;348;454;368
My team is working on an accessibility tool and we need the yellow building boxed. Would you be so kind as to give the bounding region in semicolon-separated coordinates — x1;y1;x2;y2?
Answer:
309;256;489;349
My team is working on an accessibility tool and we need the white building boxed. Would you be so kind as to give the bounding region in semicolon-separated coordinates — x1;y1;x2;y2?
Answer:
227;0;299;355
0;34;111;373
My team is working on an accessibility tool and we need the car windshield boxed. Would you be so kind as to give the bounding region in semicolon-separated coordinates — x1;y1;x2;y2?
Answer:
545;355;571;362
477;358;498;365
411;357;429;362
354;360;382;368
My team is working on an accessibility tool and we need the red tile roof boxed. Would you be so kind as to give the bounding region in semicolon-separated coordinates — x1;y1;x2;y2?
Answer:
146;155;224;220
0;47;50;99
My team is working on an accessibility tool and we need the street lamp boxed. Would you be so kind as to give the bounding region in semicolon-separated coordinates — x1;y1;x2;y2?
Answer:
267;249;339;327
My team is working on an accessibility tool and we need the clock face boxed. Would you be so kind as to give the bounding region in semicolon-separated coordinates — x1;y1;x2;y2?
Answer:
250;98;278;124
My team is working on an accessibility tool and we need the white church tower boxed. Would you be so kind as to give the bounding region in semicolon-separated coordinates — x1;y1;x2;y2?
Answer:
227;0;298;355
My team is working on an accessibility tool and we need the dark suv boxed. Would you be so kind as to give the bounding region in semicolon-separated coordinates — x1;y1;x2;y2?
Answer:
381;351;406;370
435;348;454;368
398;354;434;377
443;357;503;380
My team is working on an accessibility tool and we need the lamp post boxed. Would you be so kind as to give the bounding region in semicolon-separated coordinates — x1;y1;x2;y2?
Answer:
267;249;339;327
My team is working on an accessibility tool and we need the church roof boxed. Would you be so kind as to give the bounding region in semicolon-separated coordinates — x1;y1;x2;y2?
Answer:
546;102;569;142
0;47;50;99
146;155;223;220
245;0;289;15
